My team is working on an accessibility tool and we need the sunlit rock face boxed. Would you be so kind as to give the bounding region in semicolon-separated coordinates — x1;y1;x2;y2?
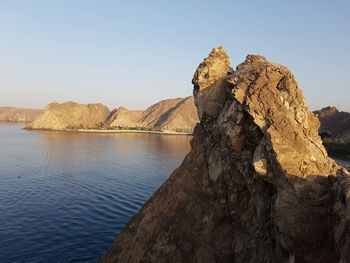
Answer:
192;46;233;120
106;97;199;132
26;101;110;130
100;47;350;263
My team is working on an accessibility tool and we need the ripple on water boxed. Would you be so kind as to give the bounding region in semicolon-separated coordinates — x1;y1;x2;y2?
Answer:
0;123;191;263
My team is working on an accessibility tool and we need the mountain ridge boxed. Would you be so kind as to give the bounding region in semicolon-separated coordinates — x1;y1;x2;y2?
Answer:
26;101;111;130
27;97;199;133
0;107;43;122
315;106;350;140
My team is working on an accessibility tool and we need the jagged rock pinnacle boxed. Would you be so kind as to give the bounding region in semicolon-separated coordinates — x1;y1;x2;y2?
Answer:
192;46;233;120
229;54;338;178
192;46;232;91
100;48;350;263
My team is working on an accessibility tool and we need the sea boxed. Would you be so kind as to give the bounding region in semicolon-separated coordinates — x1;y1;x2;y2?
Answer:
0;122;191;263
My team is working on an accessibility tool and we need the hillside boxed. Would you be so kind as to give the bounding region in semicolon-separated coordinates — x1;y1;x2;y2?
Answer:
137;98;185;128
315;106;350;140
143;97;199;132
0;107;43;122
106;96;199;132
315;107;350;159
26;101;110;130
27;97;199;133
105;107;143;128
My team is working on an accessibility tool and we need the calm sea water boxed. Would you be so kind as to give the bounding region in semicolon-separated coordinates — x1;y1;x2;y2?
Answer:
0;122;191;263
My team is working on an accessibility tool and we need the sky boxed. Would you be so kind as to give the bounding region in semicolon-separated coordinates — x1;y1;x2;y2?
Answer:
0;0;349;111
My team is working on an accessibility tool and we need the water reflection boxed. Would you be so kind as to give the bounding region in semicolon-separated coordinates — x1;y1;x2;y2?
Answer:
0;123;191;263
36;130;191;154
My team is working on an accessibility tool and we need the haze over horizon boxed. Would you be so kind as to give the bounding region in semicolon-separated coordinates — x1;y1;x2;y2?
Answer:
1;1;349;111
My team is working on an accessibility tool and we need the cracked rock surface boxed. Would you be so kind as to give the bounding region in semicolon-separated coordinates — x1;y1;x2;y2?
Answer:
100;47;350;263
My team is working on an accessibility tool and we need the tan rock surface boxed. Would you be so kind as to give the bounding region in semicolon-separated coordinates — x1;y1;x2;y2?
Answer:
100;47;350;263
27;97;199;133
0;107;43;122
154;97;199;132
105;107;143;128
106;97;199;132
136;98;184;128
192;46;233;120
229;54;337;178
26;101;110;130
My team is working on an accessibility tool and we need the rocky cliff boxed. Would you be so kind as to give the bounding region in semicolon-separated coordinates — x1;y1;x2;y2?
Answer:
107;97;198;132
27;97;198;132
105;107;144;128
26;101;110;130
315;106;350;140
0;107;42;122
152;96;199;132
100;47;350;263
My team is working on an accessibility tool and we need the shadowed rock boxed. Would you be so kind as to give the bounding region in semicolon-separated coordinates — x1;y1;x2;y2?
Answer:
100;47;350;263
107;97;199;132
315;106;350;140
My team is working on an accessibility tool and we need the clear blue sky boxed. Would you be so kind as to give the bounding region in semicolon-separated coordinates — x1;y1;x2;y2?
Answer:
0;0;349;111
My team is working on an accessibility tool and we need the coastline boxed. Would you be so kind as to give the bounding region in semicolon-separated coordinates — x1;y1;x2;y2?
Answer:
0;120;32;123
72;128;193;135
25;127;193;136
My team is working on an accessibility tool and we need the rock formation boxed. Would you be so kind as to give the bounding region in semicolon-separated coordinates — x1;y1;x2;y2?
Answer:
315;106;350;140
100;47;350;263
106;97;199;132
157;96;198;132
0;107;42;122
105;107;144;128
27;97;198;132
26;101;110;130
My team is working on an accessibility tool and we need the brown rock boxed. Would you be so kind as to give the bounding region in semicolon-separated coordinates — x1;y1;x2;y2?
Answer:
148;97;199;132
192;46;233;120
100;47;350;263
105;107;143;128
26;101;110;130
0;107;43;122
137;98;188;129
315;106;350;140
229;55;337;178
26;97;199;133
106;97;199;132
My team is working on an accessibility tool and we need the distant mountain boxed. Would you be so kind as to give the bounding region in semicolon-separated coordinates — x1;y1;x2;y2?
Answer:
107;97;199;132
105;107;143;128
26;97;199;133
0;107;43;122
150;96;199;132
315;106;350;140
26;101;110;130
